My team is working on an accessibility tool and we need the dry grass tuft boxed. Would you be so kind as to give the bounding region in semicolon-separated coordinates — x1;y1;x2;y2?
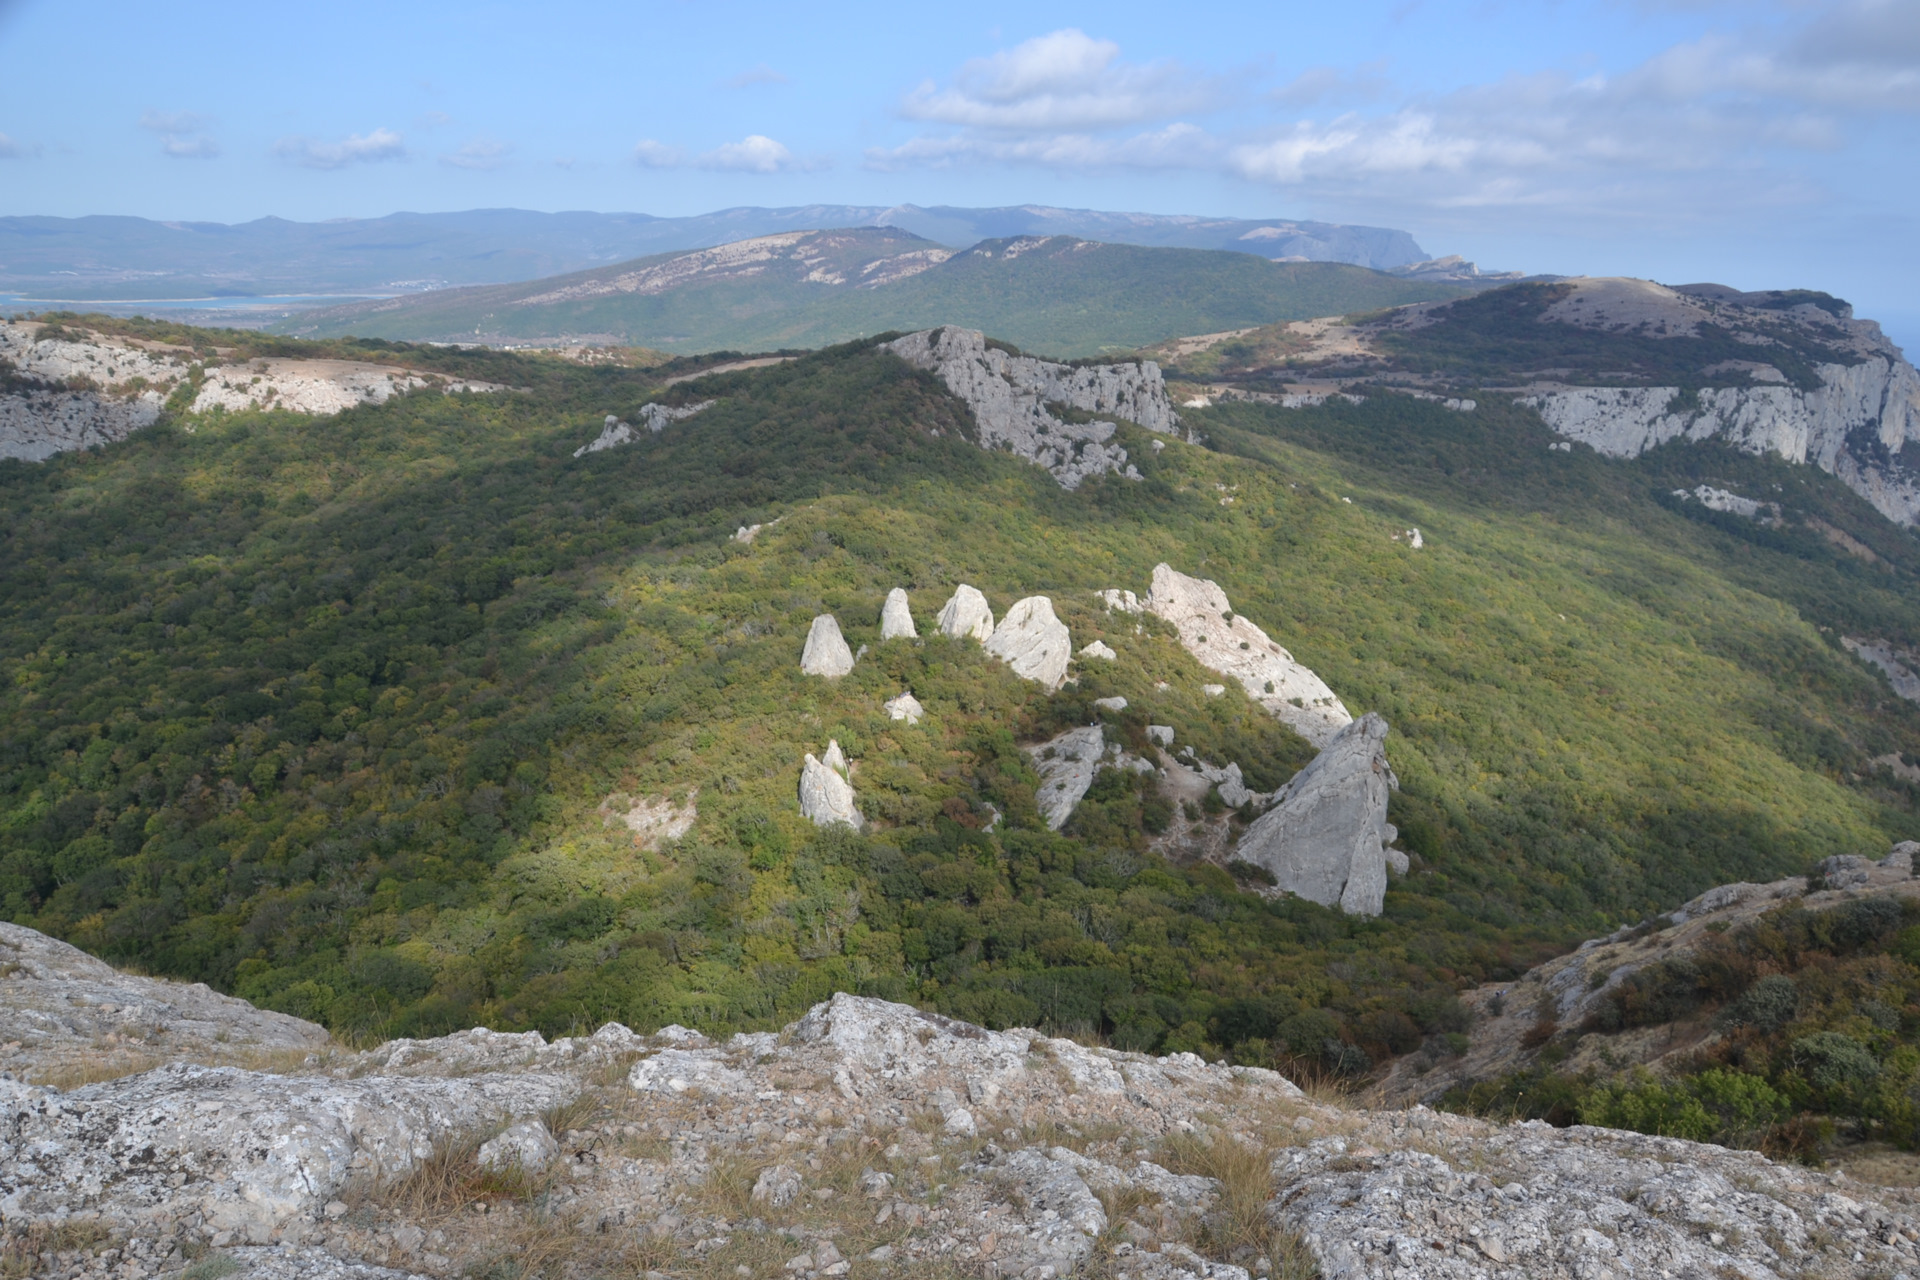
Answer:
0;1220;113;1280
1157;1130;1322;1280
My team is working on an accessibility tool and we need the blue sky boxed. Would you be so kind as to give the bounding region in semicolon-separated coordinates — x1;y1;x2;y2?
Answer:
1;0;1916;342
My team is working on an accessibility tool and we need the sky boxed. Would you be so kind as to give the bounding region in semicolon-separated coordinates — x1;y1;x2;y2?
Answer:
0;0;1916;344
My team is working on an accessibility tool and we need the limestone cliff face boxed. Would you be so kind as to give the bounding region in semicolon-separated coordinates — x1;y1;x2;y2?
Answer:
0;320;502;462
884;327;1182;489
1516;298;1920;526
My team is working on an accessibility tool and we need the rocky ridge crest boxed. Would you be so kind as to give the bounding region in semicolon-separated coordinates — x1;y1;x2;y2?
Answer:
6;953;1920;1280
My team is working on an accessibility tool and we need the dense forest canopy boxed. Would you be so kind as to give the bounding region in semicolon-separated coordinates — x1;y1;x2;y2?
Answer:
6;321;1920;1097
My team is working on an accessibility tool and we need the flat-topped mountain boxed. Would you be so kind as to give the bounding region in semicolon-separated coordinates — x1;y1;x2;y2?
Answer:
273;230;1463;356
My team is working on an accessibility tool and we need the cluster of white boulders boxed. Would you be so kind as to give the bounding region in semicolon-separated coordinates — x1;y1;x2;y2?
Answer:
794;585;1077;829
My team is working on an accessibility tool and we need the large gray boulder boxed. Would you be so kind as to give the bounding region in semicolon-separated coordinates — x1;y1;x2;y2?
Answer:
935;584;995;643
1233;713;1397;916
800;614;855;677
880;588;918;640
799;747;862;828
982;596;1071;691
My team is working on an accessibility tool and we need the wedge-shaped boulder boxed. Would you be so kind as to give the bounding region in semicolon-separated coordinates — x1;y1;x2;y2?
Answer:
800;614;855;677
880;588;918;640
936;584;995;642
1233;713;1396;916
800;751;862;828
983;596;1071;691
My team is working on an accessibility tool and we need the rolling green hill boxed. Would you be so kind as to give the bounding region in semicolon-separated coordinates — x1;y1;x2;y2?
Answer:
5;321;1920;1082
275;230;1464;358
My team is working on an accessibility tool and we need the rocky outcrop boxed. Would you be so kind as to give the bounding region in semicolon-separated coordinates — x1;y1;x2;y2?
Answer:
1027;725;1154;830
1373;846;1920;1109
934;584;995;643
1843;635;1920;701
884;692;925;724
1144;564;1351;747
799;744;861;828
1079;640;1116;661
879;588;917;640
981;596;1072;691
885;327;1181;489
1233;714;1397;916
1673;483;1778;521
601;790;698;849
0;320;502;462
800;614;855;677
0;923;333;1082
8;942;1920;1280
572;401;713;457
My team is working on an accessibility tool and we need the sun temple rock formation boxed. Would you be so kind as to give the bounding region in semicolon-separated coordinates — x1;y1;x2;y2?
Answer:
1233;713;1398;916
935;584;995;643
1145;564;1351;747
800;614;855;677
982;596;1072;691
885;327;1181;489
880;588;917;640
799;742;861;828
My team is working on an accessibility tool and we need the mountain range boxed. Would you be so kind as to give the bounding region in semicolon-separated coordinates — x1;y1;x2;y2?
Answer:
0;204;1431;306
273;228;1468;357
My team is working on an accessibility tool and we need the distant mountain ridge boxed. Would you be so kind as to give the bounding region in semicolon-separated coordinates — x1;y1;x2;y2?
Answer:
0;205;1429;305
273;228;1465;357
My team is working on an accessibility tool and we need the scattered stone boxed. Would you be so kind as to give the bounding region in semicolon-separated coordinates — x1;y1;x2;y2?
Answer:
880;588;918;640
1079;640;1117;661
800;615;855;678
751;1164;802;1207
982;596;1072;691
884;692;925;724
1145;564;1352;747
1147;725;1174;746
476;1119;559;1174
1233;713;1398;916
935;584;995;643
1093;696;1128;712
733;523;763;543
1099;589;1144;613
601;790;697;850
1202;683;1226;697
799;750;862;828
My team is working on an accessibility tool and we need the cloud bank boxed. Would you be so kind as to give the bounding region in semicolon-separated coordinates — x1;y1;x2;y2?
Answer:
274;128;406;170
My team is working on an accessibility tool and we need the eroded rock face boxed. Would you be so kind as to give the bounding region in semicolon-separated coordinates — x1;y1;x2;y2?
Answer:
1523;353;1920;526
1026;726;1153;830
0;923;332;1081
1233;714;1397;916
935;584;995;643
800;614;855;677
885;327;1180;489
799;750;862;828
982;596;1071;691
1145;564;1351;747
880;588;918;640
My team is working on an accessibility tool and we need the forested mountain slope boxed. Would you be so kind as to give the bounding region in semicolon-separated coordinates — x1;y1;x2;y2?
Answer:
277;231;1462;357
4;322;1920;1082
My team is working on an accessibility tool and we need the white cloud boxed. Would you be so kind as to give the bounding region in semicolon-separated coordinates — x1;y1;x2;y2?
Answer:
724;64;790;89
631;139;685;168
274;127;406;170
875;6;1918;226
441;138;511;170
901;28;1222;130
698;135;823;173
140;109;218;160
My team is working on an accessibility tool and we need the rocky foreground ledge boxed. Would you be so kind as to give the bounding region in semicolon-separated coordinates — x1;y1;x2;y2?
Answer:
4;926;1920;1280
